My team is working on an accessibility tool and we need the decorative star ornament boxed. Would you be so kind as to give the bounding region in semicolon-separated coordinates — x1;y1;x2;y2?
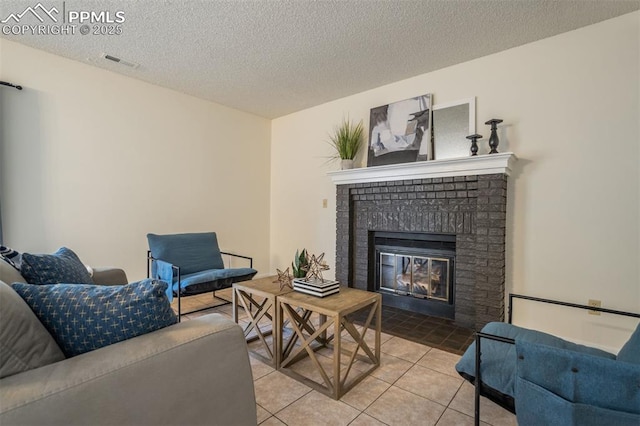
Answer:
305;253;330;282
274;267;293;290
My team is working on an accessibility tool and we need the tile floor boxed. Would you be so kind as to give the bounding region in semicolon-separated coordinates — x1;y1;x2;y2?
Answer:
173;290;515;426
354;305;475;355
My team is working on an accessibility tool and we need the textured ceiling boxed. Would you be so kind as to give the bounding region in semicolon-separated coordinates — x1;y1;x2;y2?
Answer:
1;0;638;118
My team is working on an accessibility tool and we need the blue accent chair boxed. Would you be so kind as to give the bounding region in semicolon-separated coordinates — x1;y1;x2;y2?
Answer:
147;232;257;317
455;294;640;425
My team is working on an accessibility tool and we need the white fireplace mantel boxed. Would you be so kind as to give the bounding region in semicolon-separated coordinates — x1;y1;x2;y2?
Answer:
328;152;517;185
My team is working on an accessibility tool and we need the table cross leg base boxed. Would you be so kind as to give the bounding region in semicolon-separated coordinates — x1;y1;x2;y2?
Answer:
234;288;276;365
278;296;381;400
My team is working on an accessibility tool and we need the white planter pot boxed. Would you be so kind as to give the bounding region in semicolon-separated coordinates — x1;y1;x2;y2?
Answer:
341;159;355;170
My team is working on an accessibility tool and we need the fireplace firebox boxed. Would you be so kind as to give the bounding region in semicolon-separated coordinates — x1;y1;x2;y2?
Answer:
371;231;455;319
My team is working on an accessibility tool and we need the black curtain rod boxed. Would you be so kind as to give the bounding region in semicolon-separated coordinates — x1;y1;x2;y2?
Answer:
0;81;23;90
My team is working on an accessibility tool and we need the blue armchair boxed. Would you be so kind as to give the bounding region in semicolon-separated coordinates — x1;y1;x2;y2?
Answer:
147;232;257;317
515;339;640;426
455;294;640;425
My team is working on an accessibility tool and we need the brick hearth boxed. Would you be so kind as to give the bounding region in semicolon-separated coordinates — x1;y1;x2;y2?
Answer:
335;174;508;330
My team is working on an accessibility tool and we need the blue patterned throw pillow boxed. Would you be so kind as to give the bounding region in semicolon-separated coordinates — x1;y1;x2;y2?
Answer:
12;280;177;357
20;247;94;285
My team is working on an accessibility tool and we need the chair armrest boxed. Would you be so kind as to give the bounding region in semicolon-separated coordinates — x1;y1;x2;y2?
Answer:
91;267;128;285
0;314;257;426
508;293;640;324
220;251;253;268
473;331;517;417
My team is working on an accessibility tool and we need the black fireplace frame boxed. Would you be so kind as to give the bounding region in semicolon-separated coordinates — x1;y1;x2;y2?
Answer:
369;231;456;319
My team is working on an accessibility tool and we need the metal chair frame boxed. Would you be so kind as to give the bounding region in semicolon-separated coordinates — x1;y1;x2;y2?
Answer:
147;250;253;320
472;293;640;426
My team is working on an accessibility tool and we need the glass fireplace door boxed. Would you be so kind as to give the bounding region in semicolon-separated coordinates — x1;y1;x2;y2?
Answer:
379;252;450;302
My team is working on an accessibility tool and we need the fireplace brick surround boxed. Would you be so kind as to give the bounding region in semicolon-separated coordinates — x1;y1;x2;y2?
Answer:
334;173;508;330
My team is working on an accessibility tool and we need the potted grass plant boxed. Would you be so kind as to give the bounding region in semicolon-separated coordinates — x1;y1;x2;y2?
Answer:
328;117;364;170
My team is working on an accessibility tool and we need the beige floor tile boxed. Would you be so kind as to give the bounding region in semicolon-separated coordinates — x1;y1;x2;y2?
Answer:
228;306;249;320
436;408;491;426
260;416;286;426
253;371;311;414
249;353;276;380
256;404;271;424
340;375;391;411
247;333;278;361
213;303;234;316
380;336;431;363
343;328;394;347
348;413;388;426
395;364;463;406
365;386;446;426
244;322;276;341
379;331;394;344
367;353;413;384
237;318;251;329
248;344;273;362
448;382;516;426
179;308;217;319
417;347;462;378
315;345;373;380
315;343;369;369
286;351;335;385
275;390;360;426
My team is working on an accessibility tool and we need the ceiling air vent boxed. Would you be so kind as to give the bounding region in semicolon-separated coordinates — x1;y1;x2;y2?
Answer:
100;53;139;69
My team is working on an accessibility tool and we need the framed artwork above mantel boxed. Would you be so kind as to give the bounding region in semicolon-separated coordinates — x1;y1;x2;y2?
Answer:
367;94;433;167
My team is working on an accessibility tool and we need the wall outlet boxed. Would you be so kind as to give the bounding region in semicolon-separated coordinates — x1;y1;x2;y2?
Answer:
588;299;601;315
322;199;328;208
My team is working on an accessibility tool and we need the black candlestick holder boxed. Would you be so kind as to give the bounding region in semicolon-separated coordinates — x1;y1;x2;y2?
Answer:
485;119;503;154
466;134;482;156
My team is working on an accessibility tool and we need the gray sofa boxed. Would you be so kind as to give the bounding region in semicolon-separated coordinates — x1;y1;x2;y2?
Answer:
0;260;257;425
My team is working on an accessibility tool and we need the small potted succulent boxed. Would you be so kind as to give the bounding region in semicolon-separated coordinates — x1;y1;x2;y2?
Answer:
328;117;364;170
292;249;310;278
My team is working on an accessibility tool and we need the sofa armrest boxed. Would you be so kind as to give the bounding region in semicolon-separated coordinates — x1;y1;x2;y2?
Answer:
90;267;128;285
0;314;257;426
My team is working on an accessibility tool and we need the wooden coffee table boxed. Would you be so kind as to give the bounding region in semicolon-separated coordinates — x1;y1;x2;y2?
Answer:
232;276;293;368
277;287;381;400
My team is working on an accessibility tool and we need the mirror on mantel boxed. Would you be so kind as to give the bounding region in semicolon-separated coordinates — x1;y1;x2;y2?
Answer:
432;98;476;160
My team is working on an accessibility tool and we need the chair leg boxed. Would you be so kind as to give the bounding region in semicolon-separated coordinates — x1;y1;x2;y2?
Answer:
212;291;232;306
177;290;182;322
475;333;481;426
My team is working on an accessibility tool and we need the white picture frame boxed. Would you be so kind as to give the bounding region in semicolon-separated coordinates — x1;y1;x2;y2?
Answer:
432;97;476;160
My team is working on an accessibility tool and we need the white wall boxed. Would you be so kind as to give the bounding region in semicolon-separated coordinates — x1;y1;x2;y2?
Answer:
271;12;639;351
0;39;271;281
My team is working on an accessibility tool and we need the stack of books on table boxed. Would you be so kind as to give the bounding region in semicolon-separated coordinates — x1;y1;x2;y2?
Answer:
292;278;340;298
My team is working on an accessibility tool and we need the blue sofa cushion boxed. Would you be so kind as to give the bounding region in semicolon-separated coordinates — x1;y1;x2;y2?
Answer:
0;282;65;379
147;233;224;276
20;247;94;285
515;340;640;426
180;267;256;284
455;322;615;402
12;279;177;357
617;322;640;364
153;259;256;300
179;268;257;290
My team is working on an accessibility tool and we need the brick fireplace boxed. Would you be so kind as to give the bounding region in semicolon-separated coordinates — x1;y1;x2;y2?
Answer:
329;154;516;330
